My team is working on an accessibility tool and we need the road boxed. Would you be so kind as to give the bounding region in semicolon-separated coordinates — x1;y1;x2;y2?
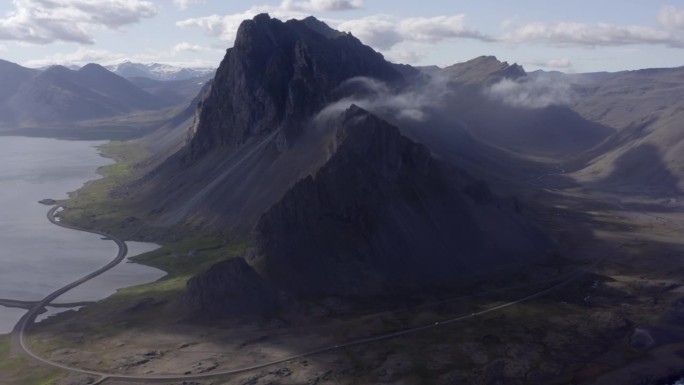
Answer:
9;206;627;384
11;206;128;379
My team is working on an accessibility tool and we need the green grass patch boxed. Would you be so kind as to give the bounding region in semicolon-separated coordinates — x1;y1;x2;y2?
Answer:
0;335;10;358
131;236;249;277
0;335;63;385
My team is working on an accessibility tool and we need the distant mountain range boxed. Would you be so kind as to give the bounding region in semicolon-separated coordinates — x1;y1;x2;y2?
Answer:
0;60;211;127
122;14;684;312
105;61;215;81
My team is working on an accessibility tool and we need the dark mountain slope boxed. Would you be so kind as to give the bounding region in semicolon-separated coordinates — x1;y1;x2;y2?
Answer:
187;13;404;160
132;14;406;234
250;106;551;297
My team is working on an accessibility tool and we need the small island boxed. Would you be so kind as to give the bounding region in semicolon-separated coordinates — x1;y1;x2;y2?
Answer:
38;198;57;206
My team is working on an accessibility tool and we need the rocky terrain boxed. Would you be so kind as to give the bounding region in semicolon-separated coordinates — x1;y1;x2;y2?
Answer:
251;105;550;297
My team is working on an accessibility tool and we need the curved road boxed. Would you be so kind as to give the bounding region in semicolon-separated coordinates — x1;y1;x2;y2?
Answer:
12;206;127;379
9;205;630;384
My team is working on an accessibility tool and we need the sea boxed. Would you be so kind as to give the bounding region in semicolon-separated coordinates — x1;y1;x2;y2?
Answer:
0;136;165;334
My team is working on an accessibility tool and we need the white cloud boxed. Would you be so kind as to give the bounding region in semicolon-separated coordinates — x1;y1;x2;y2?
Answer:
0;44;6;53
397;15;492;43
173;42;206;53
177;2;488;52
0;0;156;44
385;48;423;64
487;77;576;109
177;8;307;43
507;22;672;46
177;0;364;43
174;0;205;10
283;0;363;12
179;11;490;52
23;46;217;68
659;5;684;31
337;14;492;50
336;15;401;49
524;58;572;70
24;47;126;67
503;16;684;48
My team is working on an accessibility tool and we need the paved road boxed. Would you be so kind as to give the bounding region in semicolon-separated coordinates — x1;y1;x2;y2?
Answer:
12;206;128;380
9;206;627;384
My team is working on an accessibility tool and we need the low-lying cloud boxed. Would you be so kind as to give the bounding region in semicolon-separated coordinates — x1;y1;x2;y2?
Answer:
487;76;576;109
316;75;451;124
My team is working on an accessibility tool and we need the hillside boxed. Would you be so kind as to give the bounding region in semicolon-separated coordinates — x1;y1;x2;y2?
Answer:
0;61;175;126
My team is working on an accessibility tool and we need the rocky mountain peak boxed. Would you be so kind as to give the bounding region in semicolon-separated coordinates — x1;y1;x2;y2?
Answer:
301;16;347;39
250;105;550;297
186;13;404;161
444;55;526;84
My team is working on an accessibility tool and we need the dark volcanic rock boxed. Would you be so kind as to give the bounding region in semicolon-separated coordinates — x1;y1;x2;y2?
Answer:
443;55;526;85
135;14;410;233
184;257;278;316
187;13;404;160
250;106;551;297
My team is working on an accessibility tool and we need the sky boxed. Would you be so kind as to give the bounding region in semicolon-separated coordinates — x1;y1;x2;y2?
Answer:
1;0;684;73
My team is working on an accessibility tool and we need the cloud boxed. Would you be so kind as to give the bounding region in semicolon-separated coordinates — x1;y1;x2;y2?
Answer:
174;0;205;10
177;0;364;42
173;42;205;53
503;16;684;48
659;5;684;31
385;48;423;64
336;14;492;50
0;44;6;53
336;15;401;49
178;4;489;52
24;47;126;67
283;0;363;12
316;75;451;124
0;0;156;44
22;46;216;68
486;76;576;109
177;7;308;43
524;58;572;70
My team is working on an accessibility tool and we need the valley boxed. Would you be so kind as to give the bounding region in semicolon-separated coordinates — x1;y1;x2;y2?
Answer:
1;10;684;385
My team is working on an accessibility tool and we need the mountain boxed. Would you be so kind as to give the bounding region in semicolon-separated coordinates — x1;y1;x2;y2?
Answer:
0;59;38;104
442;55;525;85
127;75;212;106
106;61;215;81
0;61;172;125
530;67;684;194
186;13;404;159
129;13;407;234
249;106;551;297
106;14;555;308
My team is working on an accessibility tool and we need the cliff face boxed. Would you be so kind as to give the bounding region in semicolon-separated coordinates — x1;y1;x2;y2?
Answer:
250;106;551;298
187;13;403;160
184;257;278;316
134;14;408;233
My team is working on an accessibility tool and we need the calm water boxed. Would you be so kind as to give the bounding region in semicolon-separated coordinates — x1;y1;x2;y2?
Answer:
0;136;165;334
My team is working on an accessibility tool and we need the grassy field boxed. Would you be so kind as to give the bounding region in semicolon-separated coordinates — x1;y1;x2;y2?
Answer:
0;335;62;385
